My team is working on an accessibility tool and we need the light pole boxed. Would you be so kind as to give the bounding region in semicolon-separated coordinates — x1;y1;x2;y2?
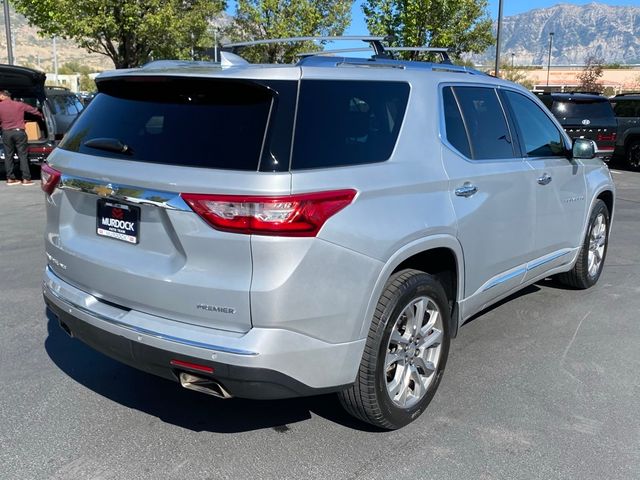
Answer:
214;29;218;62
3;0;13;64
52;36;58;85
494;0;504;77
546;32;554;87
511;53;515;68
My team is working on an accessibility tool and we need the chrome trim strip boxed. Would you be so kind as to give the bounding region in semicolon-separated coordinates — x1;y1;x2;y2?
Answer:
482;267;527;292
58;174;190;211
527;250;570;271
43;268;257;356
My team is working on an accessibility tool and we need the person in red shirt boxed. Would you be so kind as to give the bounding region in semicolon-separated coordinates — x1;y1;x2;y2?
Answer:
0;90;43;186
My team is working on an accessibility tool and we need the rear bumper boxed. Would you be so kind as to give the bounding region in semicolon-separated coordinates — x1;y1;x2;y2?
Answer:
43;266;363;399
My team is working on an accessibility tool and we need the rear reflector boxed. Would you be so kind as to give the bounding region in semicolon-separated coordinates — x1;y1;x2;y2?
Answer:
181;189;357;237
170;359;214;374
596;132;616;142
40;163;61;195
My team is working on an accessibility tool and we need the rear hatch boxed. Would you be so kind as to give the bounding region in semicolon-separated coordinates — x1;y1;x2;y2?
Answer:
550;96;617;153
45;72;298;333
0;64;56;161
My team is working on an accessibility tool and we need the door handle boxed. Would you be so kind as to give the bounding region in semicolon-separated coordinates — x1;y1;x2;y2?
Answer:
537;173;552;185
455;183;478;197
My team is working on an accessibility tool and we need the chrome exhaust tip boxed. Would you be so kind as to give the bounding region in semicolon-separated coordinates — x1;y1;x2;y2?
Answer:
178;372;232;399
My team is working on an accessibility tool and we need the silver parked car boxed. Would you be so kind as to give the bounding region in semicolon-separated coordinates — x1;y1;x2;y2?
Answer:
42;38;614;429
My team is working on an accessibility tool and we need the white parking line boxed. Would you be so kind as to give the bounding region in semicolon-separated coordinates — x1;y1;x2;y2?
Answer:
610;170;623;174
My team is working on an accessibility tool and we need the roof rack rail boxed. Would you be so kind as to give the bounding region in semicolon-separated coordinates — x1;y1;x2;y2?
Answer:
386;47;451;64
614;92;640;96
296;47;373;58
222;36;394;56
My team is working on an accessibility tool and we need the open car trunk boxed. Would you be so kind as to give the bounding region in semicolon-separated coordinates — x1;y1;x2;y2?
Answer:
0;64;56;164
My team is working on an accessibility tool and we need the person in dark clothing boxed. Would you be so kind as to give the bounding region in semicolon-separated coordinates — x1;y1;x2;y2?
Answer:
0;90;43;186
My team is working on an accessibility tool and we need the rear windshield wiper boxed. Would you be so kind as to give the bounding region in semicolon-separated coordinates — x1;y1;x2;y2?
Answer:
84;137;133;155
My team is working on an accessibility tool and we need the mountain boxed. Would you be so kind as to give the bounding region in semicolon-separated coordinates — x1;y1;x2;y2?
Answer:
472;3;640;66
0;7;112;71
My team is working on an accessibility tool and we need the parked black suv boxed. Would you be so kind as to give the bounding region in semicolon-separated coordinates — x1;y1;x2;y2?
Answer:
537;92;617;161
609;93;640;169
0;65;57;172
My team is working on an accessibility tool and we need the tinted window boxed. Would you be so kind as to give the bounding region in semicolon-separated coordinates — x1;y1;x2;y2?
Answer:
63;95;79;115
504;91;565;157
551;99;615;120
453;86;514;160
292;80;409;169
49;96;64;115
60;77;295;171
442;87;471;158
611;99;640;118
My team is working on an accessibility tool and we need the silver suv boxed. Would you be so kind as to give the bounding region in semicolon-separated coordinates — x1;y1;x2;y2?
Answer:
42;38;615;429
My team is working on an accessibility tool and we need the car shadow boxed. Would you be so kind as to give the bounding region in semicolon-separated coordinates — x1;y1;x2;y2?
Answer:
43;310;380;434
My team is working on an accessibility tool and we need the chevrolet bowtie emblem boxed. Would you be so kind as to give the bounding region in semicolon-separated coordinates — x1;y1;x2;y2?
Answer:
94;184;117;197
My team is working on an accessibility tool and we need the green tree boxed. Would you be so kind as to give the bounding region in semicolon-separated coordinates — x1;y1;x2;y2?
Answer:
362;0;493;60
12;0;225;69
233;0;353;63
576;56;604;94
79;74;96;92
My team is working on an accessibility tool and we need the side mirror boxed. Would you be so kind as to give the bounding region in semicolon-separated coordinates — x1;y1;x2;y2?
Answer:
572;138;597;159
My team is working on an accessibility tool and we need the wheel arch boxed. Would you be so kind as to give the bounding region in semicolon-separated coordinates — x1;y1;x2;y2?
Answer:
598;189;614;220
360;235;464;340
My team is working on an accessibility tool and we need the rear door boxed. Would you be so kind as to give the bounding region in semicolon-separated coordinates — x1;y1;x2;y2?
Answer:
502;89;586;275
45;75;297;333
440;85;536;313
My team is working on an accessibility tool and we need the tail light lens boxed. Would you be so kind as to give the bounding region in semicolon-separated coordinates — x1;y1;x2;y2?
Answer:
181;189;357;237
596;132;616;142
41;163;61;195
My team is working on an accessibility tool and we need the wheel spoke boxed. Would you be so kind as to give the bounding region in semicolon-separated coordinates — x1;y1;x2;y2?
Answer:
409;364;424;398
387;364;406;398
414;356;435;376
422;306;438;333
390;329;410;346
397;366;412;406
385;351;403;370
593;247;602;263
419;327;442;350
407;299;425;335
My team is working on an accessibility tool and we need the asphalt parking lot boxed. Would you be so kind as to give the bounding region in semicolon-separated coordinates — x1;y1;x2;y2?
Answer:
1;165;639;480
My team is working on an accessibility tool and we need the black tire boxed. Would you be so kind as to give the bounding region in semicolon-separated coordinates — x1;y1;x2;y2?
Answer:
627;139;640;170
338;269;451;430
556;199;610;289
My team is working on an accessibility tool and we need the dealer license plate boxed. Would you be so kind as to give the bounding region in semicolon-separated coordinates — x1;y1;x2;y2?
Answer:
96;199;140;244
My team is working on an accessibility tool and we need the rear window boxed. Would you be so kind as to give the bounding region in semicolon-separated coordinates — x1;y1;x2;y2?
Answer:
291;80;410;169
59;77;295;171
551;98;615;119
611;99;640;118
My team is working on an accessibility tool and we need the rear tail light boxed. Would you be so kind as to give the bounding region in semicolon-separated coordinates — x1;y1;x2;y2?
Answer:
40;163;61;195
596;132;616;142
28;145;55;154
181;189;357;237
